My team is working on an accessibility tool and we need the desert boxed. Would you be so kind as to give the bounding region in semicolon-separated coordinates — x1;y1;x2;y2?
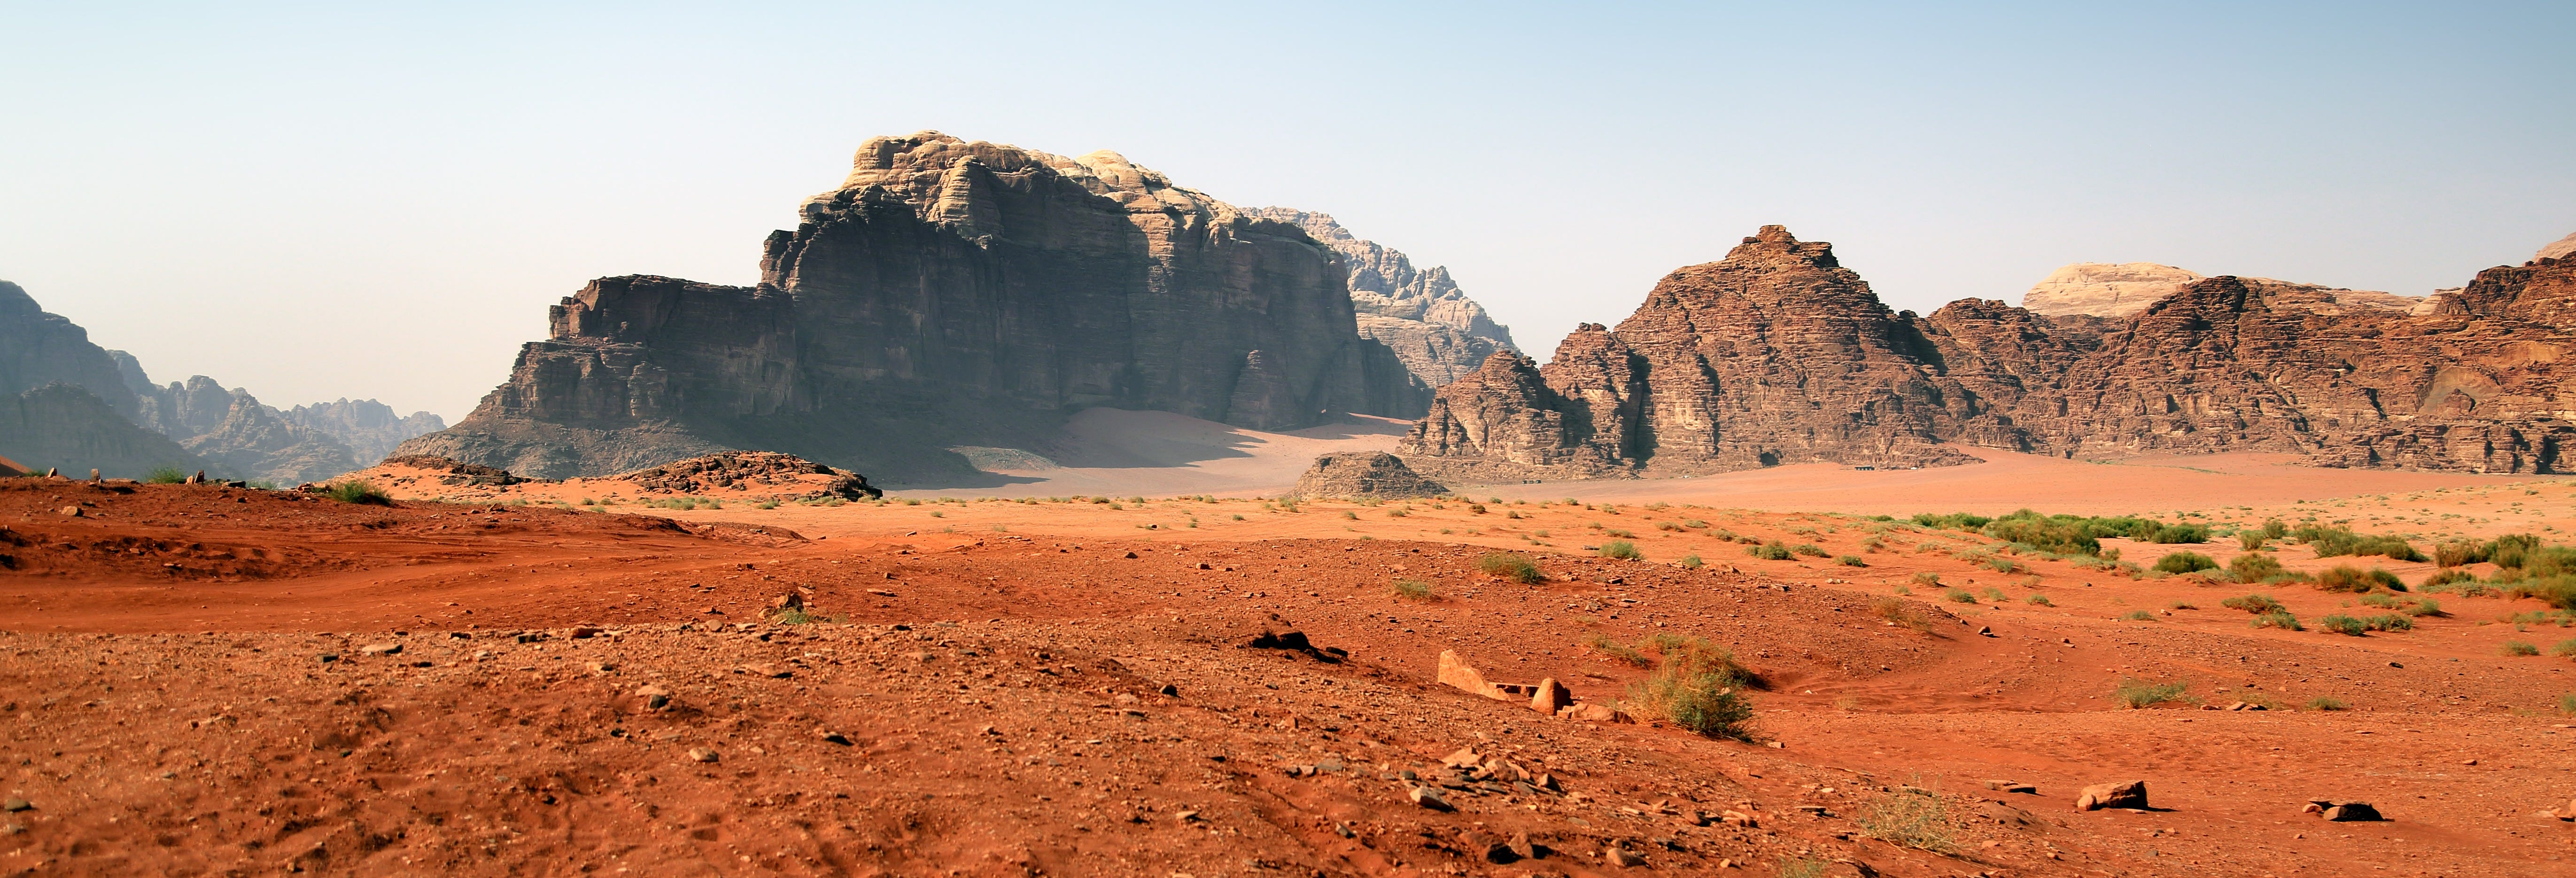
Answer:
8;9;2576;876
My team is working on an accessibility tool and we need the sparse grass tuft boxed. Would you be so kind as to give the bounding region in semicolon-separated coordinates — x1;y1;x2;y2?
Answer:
2152;552;2218;575
1910;572;1942;588
1679;554;1703;569
1791;543;1829;558
1944;588;1976;604
1390;579;1434;601
324;481;392;505
2114;677;2191;708
2318;614;2367;636
2316;565;2405;593
2552;638;2576;657
1854;785;1952;851
145;466;189;484
2222;593;2285;614
1478;553;1544;584
2025;593;2053;606
2119;609;2156;621
1873;597;1933;631
1837;555;1867;567
2306;696;2348;711
1747;541;1794;560
1598;540;1642;561
2504;641;2541;657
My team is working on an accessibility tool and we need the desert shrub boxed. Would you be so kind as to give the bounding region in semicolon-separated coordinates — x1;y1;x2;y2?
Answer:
1683;519;1709;528
1791;543;1829;558
2359;592;2398;608
1910;571;1942;587
1778;859;1830;878
1854;786;1951;851
1629;640;1755;739
2318;614;2367;636
2403;597;2444;617
2221;593;2285;614
1679;554;1704;569
2491;534;2546;570
1981;512;2102;556
1985;557;2023;574
1478;553;1544;584
2145;523;2210;544
1912;512;1992;531
1390;579;1433;601
1598;540;1643;560
2315;565;2404;593
2421;568;2478;591
2504;641;2542;657
2114;677;2191;708
1837;555;1867;567
1873;597;1933;631
2152;552;2218;574
2434;539;2490;568
1747;542;1794;560
1981;586;2007;601
1944;588;1977;604
324;481;391;505
2237;531;2268;552
1656;521;1683;532
2553;638;2576;657
2306;697;2348;711
2252;610;2303;630
2363;614;2413;632
2228;552;2284;582
2025;593;2054;606
1604;528;1635;538
2168;600;2197;610
2119;609;2156;621
2503;576;2576;611
1583;632;1651;667
144;466;189;484
2295;526;2424;561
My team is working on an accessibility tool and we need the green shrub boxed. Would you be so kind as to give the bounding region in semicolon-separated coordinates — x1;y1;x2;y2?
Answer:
2221;593;2285;614
1598;540;1643;560
323;481;392;505
2120;609;2156;621
1910;572;1942;588
1944;588;1977;603
2359;592;2398;608
1981;512;2102;556
2296;526;2424;561
2306;697;2348;711
1679;554;1704;569
1912;512;1991;530
1874;597;1933;631
2114;677;2190;708
2421;568;2478;591
2503;576;2576;611
1837;555;1867;567
144;466;189;484
2252;610;2303;630
1791;543;1829;558
1477;553;1544;584
2552;638;2576;657
2315;565;2403;593
1630;641;1755;739
2146;523;2210;544
1985;557;2023;574
2403;597;2444;617
1583;632;1651;667
2153;552;2218;574
2434;539;2490;568
1854;786;1951;851
2362;614;2413;632
2228;552;2284;582
1390;579;1433;600
2025;593;2053;606
2237;531;2268;552
1747;541;1794;560
1980;586;2008;601
2504;641;2541;657
2318;614;2367;636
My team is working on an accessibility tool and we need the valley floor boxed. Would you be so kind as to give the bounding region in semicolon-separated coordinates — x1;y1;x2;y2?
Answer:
5;466;2576;876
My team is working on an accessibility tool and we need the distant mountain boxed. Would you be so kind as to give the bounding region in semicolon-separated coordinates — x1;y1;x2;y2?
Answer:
2021;262;2432;318
1;280;435;482
2540;232;2576;262
1247;209;1518;388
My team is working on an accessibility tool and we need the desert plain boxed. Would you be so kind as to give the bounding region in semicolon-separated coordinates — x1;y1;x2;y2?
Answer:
6;437;2576;878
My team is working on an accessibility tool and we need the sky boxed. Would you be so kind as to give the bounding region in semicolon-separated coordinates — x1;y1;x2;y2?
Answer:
4;2;2571;421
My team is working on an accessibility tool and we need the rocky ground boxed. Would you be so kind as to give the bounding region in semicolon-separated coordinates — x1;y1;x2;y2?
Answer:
7;475;2576;876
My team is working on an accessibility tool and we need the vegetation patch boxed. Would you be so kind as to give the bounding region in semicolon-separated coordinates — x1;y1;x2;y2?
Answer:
1477;553;1544;584
2114;677;2192;708
2152;552;2218;575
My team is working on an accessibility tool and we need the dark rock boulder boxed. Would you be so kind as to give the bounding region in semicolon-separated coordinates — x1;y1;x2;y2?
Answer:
1291;451;1447;500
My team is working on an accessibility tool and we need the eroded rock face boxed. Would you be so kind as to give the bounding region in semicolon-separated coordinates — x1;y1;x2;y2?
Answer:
1249;208;1518;388
407;132;1431;481
2021;262;2431;319
0;282;139;417
0;384;198;479
282;400;446;464
2539;232;2576;262
1402;227;2576;477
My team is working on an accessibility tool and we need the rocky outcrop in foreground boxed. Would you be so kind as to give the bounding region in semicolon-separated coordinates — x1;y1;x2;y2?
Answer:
1403;225;2576;478
405;132;1440;481
1290;451;1447;500
1249;209;1518;388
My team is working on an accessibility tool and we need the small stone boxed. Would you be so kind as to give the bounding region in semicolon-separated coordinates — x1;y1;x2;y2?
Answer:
687;748;720;763
317;653;340;663
2322;802;2382;822
1605;846;1644;867
1507;830;1536;860
636;685;672;710
1721;809;1757;828
56;506;82;517
591;661;617;673
0;799;28;813
359;643;402;656
1408;786;1453;811
1175;810;1201;822
1442;747;1483;768
2074;780;2147;811
1123;551;1138;559
818;730;853;746
1158;683;1179;697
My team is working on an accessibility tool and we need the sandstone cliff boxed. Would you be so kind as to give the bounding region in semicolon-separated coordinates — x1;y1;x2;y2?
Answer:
1403;226;2576;478
1247;208;1518;388
405;133;1434;481
2540;232;2576;262
2020;261;2432;318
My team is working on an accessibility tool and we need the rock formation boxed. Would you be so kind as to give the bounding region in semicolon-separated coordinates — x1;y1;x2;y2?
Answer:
1249;209;1518;387
1402;225;2576;478
283;400;446;464
0;384;200;479
2540;232;2576;263
405;132;1436;481
2021;262;2432;318
1290;451;1447;500
0;282;140;417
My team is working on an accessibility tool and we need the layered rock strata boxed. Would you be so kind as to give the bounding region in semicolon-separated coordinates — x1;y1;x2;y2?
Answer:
2021;262;2432;318
1249;208;1518;387
406;133;1437;481
1402;225;2576;478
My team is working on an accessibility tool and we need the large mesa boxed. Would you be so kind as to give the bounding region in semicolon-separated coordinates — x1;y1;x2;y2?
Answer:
402;132;1457;482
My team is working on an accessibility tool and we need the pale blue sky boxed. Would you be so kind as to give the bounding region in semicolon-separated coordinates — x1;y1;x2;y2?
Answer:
4;2;2570;420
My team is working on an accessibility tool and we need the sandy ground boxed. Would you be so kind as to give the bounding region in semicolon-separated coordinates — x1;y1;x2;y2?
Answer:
901;409;1410;498
9;466;2576;876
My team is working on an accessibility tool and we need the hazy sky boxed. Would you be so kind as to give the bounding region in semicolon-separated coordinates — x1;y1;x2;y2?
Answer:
5;3;2570;421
